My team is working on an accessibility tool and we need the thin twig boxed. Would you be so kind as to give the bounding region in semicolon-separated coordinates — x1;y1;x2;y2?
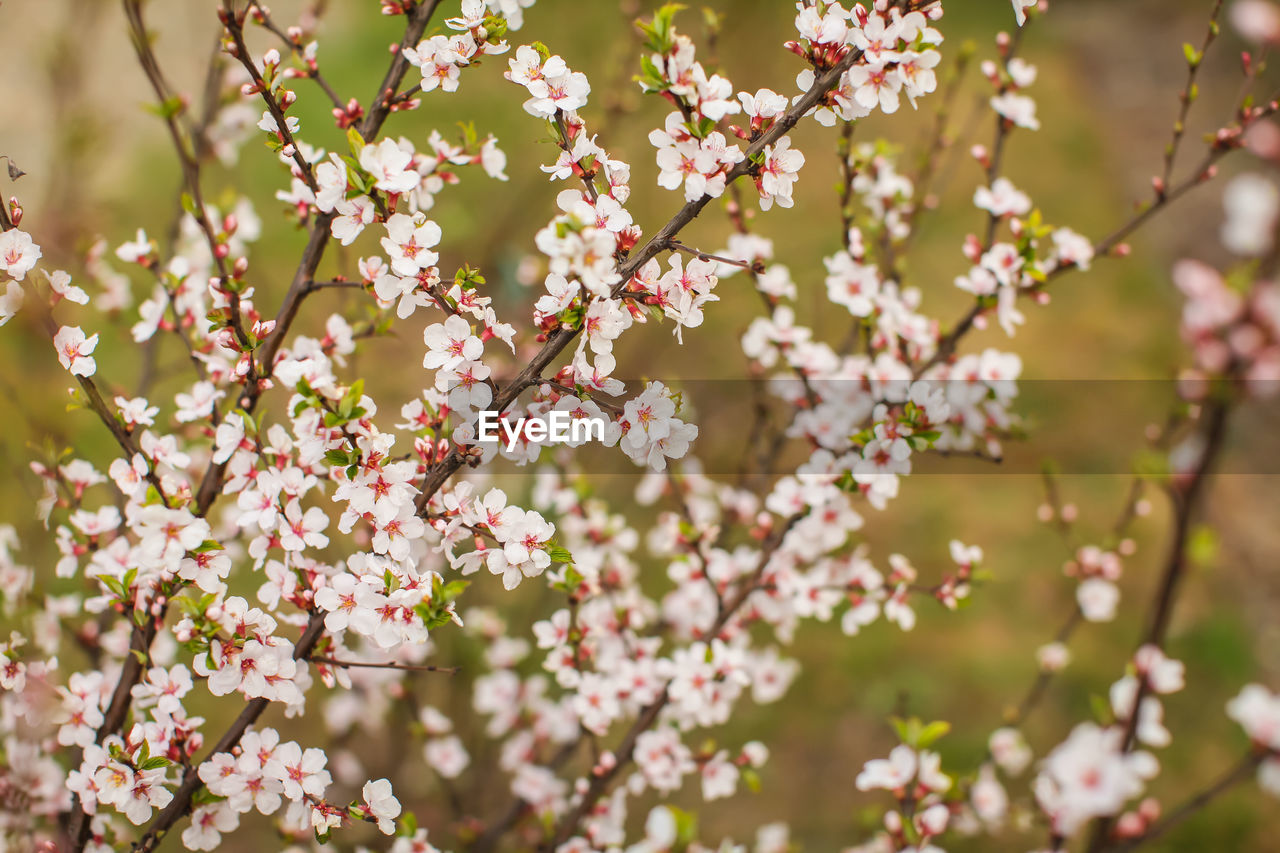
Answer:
1108;751;1267;851
312;656;460;674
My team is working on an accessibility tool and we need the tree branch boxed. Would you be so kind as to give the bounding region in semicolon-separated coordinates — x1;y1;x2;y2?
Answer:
131;612;329;852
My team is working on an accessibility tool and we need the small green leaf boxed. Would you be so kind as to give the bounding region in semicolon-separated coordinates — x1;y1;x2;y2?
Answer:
916;720;951;749
347;126;366;158
546;544;574;564
1089;693;1113;724
1188;524;1218;567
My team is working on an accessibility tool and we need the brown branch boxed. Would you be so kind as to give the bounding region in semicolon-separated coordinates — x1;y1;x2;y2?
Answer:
897;42;975;256
193;0;443;517
535;514;803;850
65;620;160;848
666;239;755;272
1082;394;1233;852
1156;0;1225;199
21;282;171;507
980;26;1025;250
70;4;445;848
247;1;346;112
122;0;254;360
553;111;600;202
468;737;583;853
131;612;329;852
836;119;857;252
306;278;367;291
1007;607;1082;726
914;133;1259;380
1108;751;1267;851
312;656;460;675
920;58;1280;380
221;2;319;192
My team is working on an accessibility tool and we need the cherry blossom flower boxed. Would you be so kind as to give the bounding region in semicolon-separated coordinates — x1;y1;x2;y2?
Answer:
0;229;41;280
423;314;483;370
0;280;22;326
264;741;331;801
1076;577;1119;622
424;735;470;778
181;801;239;851
1230;0;1280;43
1222;173;1279;256
856;745;950;793
1227;683;1280;749
381;214;443;277
359;138;421;195
757;136;805;211
53;326;99;377
507;48;590;117
989;727;1033;776
1033;723;1158;837
362;778;402;834
45;269;88;304
990;92;1041;130
280;500;330;551
619;382;699;471
405;35;470;93
974;177;1032;217
848;64;904;114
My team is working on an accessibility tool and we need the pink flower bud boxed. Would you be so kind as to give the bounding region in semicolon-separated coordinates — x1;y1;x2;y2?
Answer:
1115;812;1146;838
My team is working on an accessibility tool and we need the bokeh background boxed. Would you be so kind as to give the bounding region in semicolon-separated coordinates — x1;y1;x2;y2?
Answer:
3;0;1280;849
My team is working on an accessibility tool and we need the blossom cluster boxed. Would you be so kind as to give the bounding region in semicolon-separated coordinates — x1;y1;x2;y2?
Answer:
1;1;1278;852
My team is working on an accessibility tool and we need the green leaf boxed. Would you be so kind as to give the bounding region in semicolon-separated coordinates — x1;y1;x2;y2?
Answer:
324;449;353;467
144;95;186;120
480;15;508;41
670;804;698;844
637;3;685;53
1188;524;1218;567
686;116;716;139
916;720;951;749
638;54;667;93
566;565;584;586
439;580;470;603
346;126;366;159
1089;693;1113;724
546;544;574;564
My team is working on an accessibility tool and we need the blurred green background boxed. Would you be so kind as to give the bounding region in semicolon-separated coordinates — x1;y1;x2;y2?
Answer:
3;0;1280;849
